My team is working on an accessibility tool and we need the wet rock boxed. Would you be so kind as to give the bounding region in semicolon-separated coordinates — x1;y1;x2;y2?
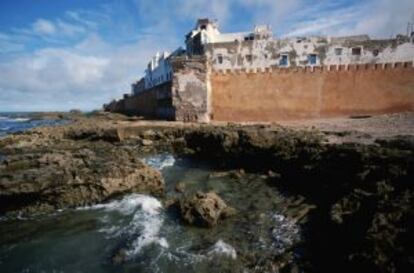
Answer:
0;146;165;215
175;182;186;193
141;139;153;146
112;248;128;265
179;191;236;227
268;170;281;179
229;169;245;179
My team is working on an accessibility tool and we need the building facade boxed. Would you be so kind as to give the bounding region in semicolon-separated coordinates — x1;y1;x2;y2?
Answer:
104;19;414;122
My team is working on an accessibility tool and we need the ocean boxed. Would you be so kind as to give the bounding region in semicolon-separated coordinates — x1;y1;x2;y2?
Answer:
0;112;67;137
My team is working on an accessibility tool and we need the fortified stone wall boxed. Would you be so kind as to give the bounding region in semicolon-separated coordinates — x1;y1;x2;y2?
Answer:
210;62;414;121
170;56;210;122
104;82;174;119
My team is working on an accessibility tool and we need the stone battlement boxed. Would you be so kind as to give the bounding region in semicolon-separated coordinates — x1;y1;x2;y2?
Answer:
212;61;414;75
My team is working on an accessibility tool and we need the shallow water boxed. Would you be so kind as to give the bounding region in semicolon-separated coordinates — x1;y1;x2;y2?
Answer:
0;154;300;273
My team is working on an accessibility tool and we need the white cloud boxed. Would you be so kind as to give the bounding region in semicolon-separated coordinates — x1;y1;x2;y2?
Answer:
0;33;25;53
56;20;86;36
0;30;179;111
32;19;56;35
1;0;414;111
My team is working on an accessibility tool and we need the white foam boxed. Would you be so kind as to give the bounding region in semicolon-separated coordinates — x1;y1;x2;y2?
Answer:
85;194;168;258
79;194;161;215
124;204;169;257
142;154;176;170
0;116;30;123
12;118;30;122
207;240;237;260
270;213;300;255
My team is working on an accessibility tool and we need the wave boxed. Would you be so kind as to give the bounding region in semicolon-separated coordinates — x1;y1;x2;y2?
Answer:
142;154;176;170
83;194;168;259
206;240;237;260
0;116;30;123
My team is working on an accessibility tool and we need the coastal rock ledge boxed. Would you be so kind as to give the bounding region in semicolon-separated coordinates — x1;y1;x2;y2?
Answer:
0;146;164;215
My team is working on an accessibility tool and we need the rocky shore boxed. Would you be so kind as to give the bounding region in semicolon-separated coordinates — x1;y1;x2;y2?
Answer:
0;112;413;273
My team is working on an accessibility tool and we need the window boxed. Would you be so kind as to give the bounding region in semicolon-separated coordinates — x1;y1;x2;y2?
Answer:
373;49;379;56
308;54;317;65
279;55;288;66
200;25;207;30
335;48;343;56
246;54;253;62
352;47;362;56
217;54;223;64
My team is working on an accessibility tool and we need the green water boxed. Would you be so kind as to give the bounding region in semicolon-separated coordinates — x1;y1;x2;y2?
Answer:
0;155;300;273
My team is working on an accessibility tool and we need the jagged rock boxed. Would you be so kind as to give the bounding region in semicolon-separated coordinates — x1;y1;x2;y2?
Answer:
229;169;245;179
141;139;154;146
0;145;164;215
179;191;236;227
175;182;186;193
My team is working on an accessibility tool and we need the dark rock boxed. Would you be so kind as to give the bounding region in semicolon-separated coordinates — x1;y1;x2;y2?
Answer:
179;191;236;227
0;146;164;215
175;182;186;193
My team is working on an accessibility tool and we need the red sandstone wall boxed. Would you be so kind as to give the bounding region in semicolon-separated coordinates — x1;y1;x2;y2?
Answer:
211;63;414;121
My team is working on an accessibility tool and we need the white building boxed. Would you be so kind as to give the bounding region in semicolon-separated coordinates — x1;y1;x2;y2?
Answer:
144;51;173;90
185;18;272;55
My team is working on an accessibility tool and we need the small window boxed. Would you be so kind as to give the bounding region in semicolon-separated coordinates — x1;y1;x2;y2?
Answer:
373;49;379;56
279;55;288;66
217;54;223;64
352;47;362;56
335;48;343;56
308;54;317;65
200;25;207;30
244;37;249;41
264;54;268;59
246;54;253;62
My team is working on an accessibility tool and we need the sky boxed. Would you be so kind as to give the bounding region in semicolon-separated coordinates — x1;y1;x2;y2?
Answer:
0;0;413;112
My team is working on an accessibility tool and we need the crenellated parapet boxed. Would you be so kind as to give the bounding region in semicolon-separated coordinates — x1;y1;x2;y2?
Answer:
211;61;414;76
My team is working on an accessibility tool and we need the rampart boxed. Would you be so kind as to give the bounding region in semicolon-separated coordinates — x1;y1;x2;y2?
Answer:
210;62;414;121
104;81;173;119
105;57;209;122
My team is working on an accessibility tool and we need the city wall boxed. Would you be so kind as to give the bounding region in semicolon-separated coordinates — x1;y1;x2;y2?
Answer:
104;82;173;119
210;62;414;121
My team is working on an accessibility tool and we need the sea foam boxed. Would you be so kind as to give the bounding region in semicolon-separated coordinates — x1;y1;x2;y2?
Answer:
85;194;168;258
142;154;175;170
207;240;237;260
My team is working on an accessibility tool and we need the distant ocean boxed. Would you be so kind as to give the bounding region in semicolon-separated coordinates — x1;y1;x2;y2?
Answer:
0;112;67;137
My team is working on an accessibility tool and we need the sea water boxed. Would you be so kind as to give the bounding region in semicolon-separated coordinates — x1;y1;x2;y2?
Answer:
0;112;67;137
0;154;301;273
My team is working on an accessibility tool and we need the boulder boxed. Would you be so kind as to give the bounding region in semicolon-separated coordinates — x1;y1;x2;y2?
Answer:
179;191;236;227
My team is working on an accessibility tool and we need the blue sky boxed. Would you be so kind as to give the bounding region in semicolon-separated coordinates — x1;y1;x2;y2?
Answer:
0;0;413;111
